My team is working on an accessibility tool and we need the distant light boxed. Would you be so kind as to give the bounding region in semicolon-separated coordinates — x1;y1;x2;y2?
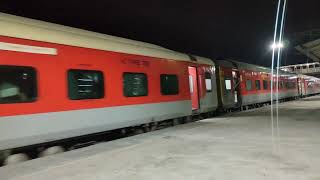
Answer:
271;43;277;49
270;42;284;50
278;42;284;48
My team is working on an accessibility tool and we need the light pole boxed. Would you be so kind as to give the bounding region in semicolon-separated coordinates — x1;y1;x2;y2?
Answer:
270;0;287;153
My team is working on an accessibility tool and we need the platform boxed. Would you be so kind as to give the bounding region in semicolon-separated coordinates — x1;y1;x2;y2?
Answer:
1;96;320;180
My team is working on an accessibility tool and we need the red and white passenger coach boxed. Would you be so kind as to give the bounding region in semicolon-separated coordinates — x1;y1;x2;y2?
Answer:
0;13;320;165
0;13;218;164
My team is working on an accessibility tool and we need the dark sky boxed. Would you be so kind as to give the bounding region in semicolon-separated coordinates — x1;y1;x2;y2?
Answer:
1;0;320;66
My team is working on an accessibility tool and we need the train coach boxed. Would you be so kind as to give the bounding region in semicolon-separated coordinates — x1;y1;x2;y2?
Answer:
298;74;320;96
1;13;320;165
0;13;219;164
215;59;320;111
233;60;300;107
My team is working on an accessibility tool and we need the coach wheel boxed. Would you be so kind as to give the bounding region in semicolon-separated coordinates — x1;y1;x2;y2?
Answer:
4;153;29;165
134;128;144;135
120;128;127;135
207;112;212;117
39;146;65;157
149;122;158;131
184;116;192;123
143;125;151;133
172;118;180;126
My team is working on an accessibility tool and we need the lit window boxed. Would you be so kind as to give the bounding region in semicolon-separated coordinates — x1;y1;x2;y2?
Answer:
205;72;212;92
246;80;252;91
68;70;104;100
263;80;268;90
123;73;148;97
255;80;261;90
189;75;194;93
225;79;232;90
0;66;37;104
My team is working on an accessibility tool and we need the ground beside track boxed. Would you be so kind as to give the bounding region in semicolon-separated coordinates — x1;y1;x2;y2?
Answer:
1;96;320;180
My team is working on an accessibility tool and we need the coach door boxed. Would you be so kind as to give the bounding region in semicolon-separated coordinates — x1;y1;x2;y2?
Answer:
188;66;199;110
302;80;306;95
298;78;303;96
300;79;306;96
230;62;241;107
232;70;241;106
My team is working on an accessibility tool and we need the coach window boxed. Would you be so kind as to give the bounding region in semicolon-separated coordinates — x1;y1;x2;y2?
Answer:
287;82;291;89
68;70;104;100
189;75;194;93
246;80;252;91
205;72;212;92
263;80;268;90
0;66;37;104
277;81;281;89
123;72;148;97
255;80;261;90
287;82;295;89
269;81;272;89
160;74;179;95
225;79;232;90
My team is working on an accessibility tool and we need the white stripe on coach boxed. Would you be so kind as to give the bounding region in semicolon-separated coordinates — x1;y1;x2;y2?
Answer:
0;42;57;55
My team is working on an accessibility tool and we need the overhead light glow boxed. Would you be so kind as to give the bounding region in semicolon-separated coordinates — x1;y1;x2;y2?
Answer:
271;43;278;49
270;42;284;50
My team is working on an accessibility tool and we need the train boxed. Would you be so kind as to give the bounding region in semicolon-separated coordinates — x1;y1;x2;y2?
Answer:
1;13;320;165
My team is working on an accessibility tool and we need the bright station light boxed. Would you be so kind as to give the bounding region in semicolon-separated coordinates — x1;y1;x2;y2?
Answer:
270;42;284;50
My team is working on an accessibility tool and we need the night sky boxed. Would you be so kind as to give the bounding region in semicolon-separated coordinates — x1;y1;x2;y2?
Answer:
1;0;320;67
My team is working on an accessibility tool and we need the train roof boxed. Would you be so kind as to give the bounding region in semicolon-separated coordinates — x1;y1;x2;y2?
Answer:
0;13;214;65
214;60;234;68
193;55;215;66
219;59;298;77
299;74;320;81
231;60;271;73
232;60;299;76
